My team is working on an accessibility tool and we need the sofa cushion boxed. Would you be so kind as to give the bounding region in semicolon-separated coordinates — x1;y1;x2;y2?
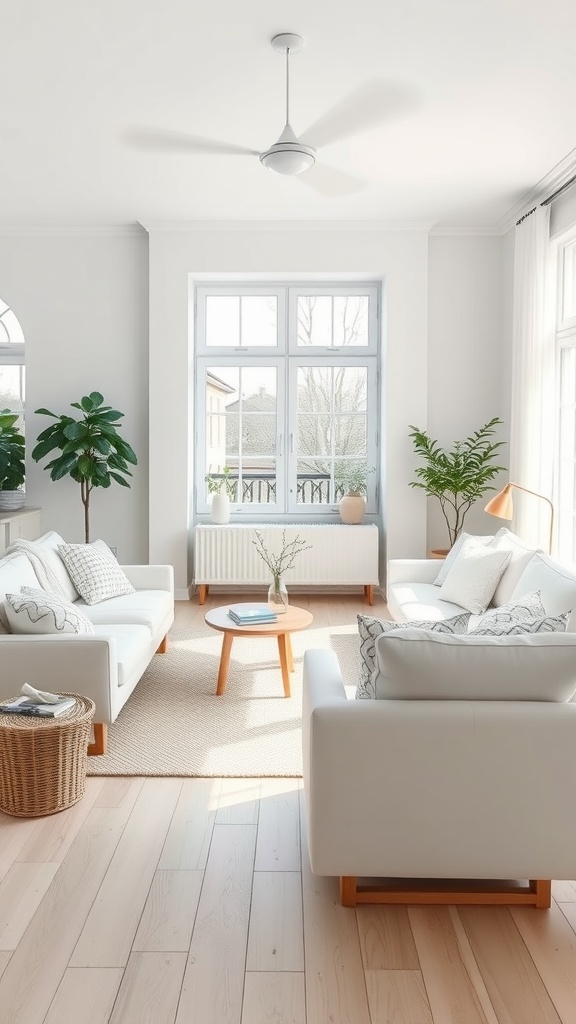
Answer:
468;612;568;636
0;553;42;631
356;611;471;699
439;542;511;614
387;582;467;622
77;589;173;634
488;528;541;606
469;590;546;631
5;587;95;635
433;532;493;587
58;543;135;605
511;553;576;619
373;629;576;702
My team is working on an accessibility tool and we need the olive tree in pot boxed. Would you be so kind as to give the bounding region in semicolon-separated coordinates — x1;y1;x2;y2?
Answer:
408;417;506;553
32;392;137;542
0;409;26;511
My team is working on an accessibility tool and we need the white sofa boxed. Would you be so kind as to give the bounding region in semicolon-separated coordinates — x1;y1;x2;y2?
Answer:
0;532;174;754
303;530;576;907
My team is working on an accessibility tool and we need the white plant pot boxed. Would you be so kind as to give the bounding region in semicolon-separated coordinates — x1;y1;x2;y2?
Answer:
338;492;366;525
0;489;25;512
210;492;230;525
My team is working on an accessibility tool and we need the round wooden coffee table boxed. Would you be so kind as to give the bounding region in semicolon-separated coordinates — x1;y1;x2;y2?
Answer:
204;604;314;697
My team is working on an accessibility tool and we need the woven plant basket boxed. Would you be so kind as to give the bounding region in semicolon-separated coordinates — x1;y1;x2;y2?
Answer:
0;693;95;817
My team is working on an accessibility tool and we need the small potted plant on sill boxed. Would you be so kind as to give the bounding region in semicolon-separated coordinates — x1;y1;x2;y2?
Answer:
0;409;26;511
336;462;374;524
408;416;506;553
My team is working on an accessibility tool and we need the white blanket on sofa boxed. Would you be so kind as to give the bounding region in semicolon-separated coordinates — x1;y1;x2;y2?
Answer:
7;538;73;600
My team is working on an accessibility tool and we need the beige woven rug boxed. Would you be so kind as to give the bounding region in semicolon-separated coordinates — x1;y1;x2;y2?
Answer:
86;620;359;778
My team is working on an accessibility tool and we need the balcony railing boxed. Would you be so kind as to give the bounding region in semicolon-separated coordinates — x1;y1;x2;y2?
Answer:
207;473;348;504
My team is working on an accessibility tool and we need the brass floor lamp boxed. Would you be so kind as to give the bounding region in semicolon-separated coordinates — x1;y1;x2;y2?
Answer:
484;482;554;554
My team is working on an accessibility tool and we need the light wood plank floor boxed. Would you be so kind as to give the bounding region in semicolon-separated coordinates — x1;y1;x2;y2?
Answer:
2;593;576;1023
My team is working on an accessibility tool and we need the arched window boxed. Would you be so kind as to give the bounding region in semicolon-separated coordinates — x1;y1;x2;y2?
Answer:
0;298;25;424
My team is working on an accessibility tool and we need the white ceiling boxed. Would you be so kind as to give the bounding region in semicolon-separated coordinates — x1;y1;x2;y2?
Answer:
3;0;576;231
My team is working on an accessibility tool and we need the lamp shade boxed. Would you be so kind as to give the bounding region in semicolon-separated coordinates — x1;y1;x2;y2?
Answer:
484;483;514;520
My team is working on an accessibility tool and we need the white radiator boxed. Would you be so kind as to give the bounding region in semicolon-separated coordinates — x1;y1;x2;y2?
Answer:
194;524;379;587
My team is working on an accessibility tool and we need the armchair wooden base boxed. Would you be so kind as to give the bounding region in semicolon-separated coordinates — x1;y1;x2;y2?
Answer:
340;876;551;909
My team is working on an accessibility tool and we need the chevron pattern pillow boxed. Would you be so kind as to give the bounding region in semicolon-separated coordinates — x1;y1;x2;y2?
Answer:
5;586;95;635
356;611;471;699
469;612;568;636
471;590;546;631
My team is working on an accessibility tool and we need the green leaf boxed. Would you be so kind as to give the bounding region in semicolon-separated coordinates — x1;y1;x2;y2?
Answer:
88;391;104;408
109;472;130;487
34;407;58;417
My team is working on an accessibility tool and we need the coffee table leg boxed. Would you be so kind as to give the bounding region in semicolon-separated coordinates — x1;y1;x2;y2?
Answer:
286;632;294;673
277;634;291;697
216;633;234;695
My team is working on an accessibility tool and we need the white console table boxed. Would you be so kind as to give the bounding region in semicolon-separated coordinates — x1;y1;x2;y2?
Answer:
194;522;379;605
0;508;42;556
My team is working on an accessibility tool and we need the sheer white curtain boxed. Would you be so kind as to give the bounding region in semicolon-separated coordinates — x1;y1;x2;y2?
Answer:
509;204;555;549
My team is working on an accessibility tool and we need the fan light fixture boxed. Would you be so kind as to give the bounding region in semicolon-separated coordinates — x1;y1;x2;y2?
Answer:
259;33;316;176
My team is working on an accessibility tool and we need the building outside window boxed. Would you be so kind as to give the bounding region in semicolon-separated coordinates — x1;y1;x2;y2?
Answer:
194;283;380;517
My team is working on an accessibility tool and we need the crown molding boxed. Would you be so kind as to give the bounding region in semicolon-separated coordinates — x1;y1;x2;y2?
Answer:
429;224;501;237
0;224;146;237
138;218;436;233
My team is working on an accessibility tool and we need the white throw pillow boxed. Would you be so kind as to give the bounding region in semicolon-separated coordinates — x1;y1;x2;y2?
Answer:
510;552;576;617
356;611;471;699
433;532;493;587
487;528;541;606
58;543;134;605
468;612;568;636
372;628;576;702
470;590;546;631
438;542;511;614
0;552;42;631
5;586;95;635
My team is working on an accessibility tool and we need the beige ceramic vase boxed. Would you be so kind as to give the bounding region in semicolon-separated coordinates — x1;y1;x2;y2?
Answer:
338;492;366;524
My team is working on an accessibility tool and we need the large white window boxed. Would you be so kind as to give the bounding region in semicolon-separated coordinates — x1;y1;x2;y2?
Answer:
0;298;25;425
195;283;380;517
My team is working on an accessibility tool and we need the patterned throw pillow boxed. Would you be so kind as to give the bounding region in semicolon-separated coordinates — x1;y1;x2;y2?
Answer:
5;586;95;635
58;543;135;605
471;591;546;631
356;611;471;699
468;612;568;636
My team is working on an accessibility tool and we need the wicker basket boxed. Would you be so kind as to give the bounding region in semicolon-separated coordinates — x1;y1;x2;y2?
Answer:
0;693;95;817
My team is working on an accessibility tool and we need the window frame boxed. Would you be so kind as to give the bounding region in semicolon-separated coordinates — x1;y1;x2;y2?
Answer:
194;281;380;520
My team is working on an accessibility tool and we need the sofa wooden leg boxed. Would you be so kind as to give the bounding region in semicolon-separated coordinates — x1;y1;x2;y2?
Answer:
532;879;552;908
340;876;358;907
88;723;107;756
156;635;168;654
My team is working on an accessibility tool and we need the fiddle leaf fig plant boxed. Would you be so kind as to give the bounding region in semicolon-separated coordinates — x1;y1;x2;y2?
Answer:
32;392;137;543
409;417;506;547
0;409;25;492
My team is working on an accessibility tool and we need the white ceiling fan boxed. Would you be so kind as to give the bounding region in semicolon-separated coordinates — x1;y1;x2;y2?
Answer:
127;33;415;196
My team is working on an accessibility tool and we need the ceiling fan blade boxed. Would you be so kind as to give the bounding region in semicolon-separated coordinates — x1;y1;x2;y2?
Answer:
298;162;366;197
300;80;416;150
125;128;259;157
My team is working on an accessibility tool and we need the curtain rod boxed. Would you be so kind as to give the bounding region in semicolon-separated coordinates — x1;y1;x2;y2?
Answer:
541;172;576;207
515;173;576;226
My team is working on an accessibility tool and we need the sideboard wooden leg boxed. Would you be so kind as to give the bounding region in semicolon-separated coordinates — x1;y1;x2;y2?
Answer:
199;584;208;605
340;876;357;907
364;584;374;605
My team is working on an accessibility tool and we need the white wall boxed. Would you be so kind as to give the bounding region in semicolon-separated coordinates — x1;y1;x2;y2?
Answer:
148;226;430;593
0;230;149;561
0;225;509;594
425;233;511;551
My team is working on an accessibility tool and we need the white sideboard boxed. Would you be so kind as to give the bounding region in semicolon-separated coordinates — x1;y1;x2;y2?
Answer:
0;508;42;556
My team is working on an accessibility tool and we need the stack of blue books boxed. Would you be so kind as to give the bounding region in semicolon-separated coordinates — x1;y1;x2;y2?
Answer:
228;604;278;625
